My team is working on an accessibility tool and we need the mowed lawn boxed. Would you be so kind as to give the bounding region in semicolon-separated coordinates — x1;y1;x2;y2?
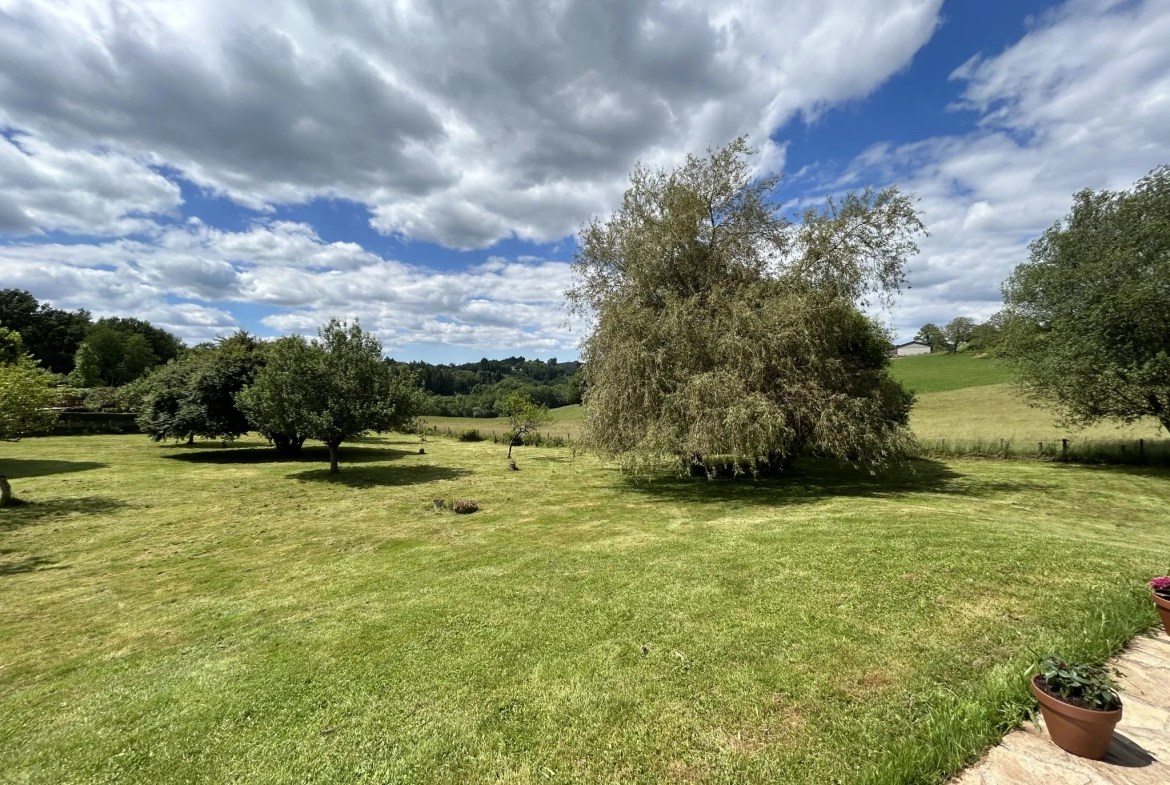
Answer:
2;435;1169;785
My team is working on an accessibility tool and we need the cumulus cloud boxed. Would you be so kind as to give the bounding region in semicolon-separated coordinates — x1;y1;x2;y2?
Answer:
0;131;180;235
0;0;942;247
0;221;575;351
838;0;1170;340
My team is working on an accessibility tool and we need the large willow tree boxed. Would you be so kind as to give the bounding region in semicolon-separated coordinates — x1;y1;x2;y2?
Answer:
568;138;925;476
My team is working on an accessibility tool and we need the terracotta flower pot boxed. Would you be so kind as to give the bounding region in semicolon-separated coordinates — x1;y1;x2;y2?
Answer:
1031;676;1122;760
1153;592;1170;637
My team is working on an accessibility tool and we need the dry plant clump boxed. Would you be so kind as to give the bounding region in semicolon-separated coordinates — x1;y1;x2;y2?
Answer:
452;499;479;514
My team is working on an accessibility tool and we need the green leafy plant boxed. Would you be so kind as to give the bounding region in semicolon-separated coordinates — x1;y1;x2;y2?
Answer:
1036;655;1121;711
458;428;484;442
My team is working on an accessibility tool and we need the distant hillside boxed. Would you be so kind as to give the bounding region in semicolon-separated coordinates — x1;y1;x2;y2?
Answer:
390;356;582;417
888;352;1012;394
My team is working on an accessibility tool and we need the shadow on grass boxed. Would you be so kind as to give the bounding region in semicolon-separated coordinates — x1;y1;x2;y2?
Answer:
624;457;1049;507
287;464;471;487
163;445;408;465
0;497;128;531
0;549;66;578
0;458;107;479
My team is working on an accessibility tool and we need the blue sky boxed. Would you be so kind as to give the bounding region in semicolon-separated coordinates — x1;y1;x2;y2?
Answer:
2;0;1168;363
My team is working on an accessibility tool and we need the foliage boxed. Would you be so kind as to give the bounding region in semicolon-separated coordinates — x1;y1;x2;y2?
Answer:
0;289;91;374
943;316;976;353
967;311;1007;352
238;319;420;471
1151;576;1170;598
68;343;102;388
569;137;924;475
235;336;315;457
136;332;263;443
914;323;946;352
0;356;59;440
457;428;484;442
396;356;583;418
1000;166;1170;434
1036;655;1121;711
498;390;551;458
0;327;26;366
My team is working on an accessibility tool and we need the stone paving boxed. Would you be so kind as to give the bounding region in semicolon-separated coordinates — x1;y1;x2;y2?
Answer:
953;631;1170;784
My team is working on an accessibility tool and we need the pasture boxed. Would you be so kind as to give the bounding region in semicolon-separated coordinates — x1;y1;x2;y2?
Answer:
2;433;1168;784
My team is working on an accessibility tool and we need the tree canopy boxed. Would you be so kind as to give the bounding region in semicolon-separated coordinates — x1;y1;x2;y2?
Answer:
498;391;551;459
999;165;1170;433
568;138;925;476
942;317;976;353
136;332;263;444
237;320;420;471
0;343;58;441
0;290;91;375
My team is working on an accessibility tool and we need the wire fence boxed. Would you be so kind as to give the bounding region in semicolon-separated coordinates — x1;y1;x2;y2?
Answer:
915;436;1170;467
423;424;574;448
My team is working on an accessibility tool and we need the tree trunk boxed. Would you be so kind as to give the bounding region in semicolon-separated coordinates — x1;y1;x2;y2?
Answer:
688;453;705;477
273;434;305;458
507;434;517;459
328;442;340;473
0;475;11;507
186;433;194;446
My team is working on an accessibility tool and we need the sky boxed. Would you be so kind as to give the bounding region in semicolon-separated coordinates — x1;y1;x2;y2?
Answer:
1;0;1168;363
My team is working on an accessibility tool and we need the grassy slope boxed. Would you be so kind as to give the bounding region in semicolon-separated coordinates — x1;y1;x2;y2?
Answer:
887;352;1012;394
425;404;584;440
2;435;1168;784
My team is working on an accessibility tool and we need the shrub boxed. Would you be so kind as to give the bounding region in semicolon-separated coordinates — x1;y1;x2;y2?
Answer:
452;499;479;514
1036;654;1121;711
458;428;484;442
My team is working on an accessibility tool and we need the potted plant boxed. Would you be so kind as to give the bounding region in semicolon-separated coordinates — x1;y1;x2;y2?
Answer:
1031;654;1122;759
1151;577;1170;636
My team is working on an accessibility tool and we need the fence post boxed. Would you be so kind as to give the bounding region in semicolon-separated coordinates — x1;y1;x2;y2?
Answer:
1140;439;1146;463
1038;441;1043;455
1062;438;1068;458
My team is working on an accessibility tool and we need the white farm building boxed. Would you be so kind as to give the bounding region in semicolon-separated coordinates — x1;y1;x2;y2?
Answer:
889;340;932;358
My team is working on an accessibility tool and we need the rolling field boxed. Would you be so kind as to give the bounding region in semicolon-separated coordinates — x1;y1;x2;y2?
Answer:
427;354;1167;450
2;434;1169;784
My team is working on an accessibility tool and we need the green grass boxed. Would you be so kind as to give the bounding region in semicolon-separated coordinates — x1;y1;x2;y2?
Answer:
425;403;584;441
2;435;1168;784
888;352;1012;394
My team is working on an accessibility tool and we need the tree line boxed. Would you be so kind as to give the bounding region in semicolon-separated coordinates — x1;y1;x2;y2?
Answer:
393;356;583;417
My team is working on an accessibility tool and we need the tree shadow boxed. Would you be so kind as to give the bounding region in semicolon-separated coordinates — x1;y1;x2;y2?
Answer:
0;459;107;479
0;497;128;531
623;457;1049;508
287;464;472;488
0;549;66;578
164;445;409;465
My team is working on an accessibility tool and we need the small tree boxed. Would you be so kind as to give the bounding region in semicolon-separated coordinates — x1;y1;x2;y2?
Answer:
942;317;976;353
1000;166;1170;433
0;357;58;442
498;391;551;459
68;343;101;388
913;323;945;352
238;320;419;471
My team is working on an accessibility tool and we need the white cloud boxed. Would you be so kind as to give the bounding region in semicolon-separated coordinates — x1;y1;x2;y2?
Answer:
0;221;575;351
0;0;943;247
840;0;1170;340
0;131;180;235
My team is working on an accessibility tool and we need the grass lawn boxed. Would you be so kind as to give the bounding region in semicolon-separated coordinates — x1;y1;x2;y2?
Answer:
2;435;1168;784
911;384;1167;444
888;352;1011;394
425;404;584;441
